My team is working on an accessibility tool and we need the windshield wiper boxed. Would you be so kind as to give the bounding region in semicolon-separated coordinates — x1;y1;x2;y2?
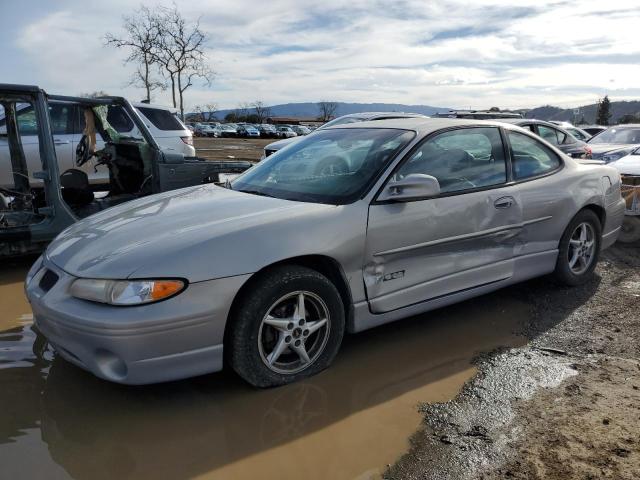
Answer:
236;189;277;198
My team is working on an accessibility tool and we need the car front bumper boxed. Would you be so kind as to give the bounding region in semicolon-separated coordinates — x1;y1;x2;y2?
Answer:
25;257;250;385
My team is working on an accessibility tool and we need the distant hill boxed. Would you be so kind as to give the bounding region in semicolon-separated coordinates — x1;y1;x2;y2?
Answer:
190;100;640;124
202;102;450;121
520;101;640;124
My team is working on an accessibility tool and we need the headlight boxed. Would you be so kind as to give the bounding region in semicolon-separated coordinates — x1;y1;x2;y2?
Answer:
603;149;633;163
70;278;186;306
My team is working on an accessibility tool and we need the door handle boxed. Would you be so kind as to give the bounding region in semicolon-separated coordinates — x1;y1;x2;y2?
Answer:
494;196;515;209
53;138;70;145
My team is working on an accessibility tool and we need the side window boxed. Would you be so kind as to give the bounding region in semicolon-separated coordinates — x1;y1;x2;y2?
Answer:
16;107;38;135
73;105;133;134
508;131;561;180
538;125;561;145
569;128;585;141
556;129;568;144
48;104;72;135
137;107;184;131
396;127;507;194
106;106;134;132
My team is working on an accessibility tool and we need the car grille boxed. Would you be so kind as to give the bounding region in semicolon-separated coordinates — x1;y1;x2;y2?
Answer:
39;269;59;292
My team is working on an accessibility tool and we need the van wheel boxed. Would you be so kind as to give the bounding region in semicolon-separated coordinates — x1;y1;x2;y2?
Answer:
554;210;601;286
227;266;345;387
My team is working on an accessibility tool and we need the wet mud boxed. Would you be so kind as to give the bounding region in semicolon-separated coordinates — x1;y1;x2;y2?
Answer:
387;245;640;479
0;255;528;480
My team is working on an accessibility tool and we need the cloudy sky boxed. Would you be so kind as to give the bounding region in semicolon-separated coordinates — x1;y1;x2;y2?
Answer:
2;0;640;111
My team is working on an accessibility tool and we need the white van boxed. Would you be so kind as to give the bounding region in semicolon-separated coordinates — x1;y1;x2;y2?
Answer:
0;101;195;189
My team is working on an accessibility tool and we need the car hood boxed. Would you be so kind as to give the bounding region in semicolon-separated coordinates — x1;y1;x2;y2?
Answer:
610;154;640;175
265;136;302;151
46;185;334;281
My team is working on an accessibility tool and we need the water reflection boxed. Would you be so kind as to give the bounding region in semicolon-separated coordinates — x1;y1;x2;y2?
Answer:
0;258;527;480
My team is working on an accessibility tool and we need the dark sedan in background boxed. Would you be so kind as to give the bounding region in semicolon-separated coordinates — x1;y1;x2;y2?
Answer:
499;119;591;158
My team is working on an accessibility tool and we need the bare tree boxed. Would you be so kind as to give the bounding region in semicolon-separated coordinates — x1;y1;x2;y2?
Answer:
204;102;218;121
154;5;213;120
105;6;164;102
193;103;218;121
235;102;251;121
252;101;271;123
192;105;205;122
318;101;338;121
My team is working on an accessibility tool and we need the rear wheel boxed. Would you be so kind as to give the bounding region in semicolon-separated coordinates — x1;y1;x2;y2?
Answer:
227;266;345;387
554;209;601;286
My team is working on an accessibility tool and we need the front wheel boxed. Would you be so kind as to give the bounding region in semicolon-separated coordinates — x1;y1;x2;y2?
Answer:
227;266;345;387
553;209;601;286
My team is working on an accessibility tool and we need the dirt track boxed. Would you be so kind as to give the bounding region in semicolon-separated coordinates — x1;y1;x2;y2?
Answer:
387;244;640;479
194;137;271;162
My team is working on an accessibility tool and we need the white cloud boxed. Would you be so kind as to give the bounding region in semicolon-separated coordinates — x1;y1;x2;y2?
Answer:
9;0;640;111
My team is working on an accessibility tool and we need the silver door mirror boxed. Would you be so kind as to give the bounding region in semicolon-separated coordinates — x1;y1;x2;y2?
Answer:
378;174;441;201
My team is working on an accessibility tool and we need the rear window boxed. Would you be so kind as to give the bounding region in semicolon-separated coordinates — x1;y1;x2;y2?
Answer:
137;107;184;131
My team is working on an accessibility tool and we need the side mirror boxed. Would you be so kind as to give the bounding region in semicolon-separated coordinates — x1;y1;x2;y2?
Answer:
378;174;441;202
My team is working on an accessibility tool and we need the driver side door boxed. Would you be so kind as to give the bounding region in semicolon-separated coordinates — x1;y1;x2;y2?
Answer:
364;126;523;313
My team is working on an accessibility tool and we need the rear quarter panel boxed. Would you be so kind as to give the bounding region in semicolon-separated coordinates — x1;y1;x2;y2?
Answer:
516;158;616;257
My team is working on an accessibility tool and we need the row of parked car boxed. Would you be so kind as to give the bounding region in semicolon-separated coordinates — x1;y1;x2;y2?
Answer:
262;111;640;166
189;121;315;139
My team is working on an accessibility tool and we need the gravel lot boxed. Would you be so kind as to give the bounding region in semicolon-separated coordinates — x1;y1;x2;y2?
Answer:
386;244;640;479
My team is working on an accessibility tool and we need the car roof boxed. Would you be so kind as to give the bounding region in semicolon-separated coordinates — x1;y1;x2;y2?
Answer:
496;118;557;127
131;102;178;113
334;111;428;121
327;117;522;134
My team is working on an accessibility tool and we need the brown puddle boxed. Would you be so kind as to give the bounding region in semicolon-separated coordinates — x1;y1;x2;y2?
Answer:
0;257;527;480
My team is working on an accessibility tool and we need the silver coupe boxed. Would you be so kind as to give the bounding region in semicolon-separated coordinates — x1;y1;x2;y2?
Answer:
26;118;625;387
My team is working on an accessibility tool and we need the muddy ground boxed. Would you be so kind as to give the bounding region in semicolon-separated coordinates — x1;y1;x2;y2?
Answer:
194;137;271;162
387;244;640;480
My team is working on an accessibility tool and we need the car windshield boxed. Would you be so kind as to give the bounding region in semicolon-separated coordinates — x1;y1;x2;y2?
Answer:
588;127;640;144
232;128;414;204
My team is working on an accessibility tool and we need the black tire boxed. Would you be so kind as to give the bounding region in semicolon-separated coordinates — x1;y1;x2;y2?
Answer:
226;265;345;387
617;216;640;244
553;209;601;286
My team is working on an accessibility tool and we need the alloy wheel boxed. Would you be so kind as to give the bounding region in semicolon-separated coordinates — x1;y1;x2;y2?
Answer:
258;291;331;374
568;222;596;275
